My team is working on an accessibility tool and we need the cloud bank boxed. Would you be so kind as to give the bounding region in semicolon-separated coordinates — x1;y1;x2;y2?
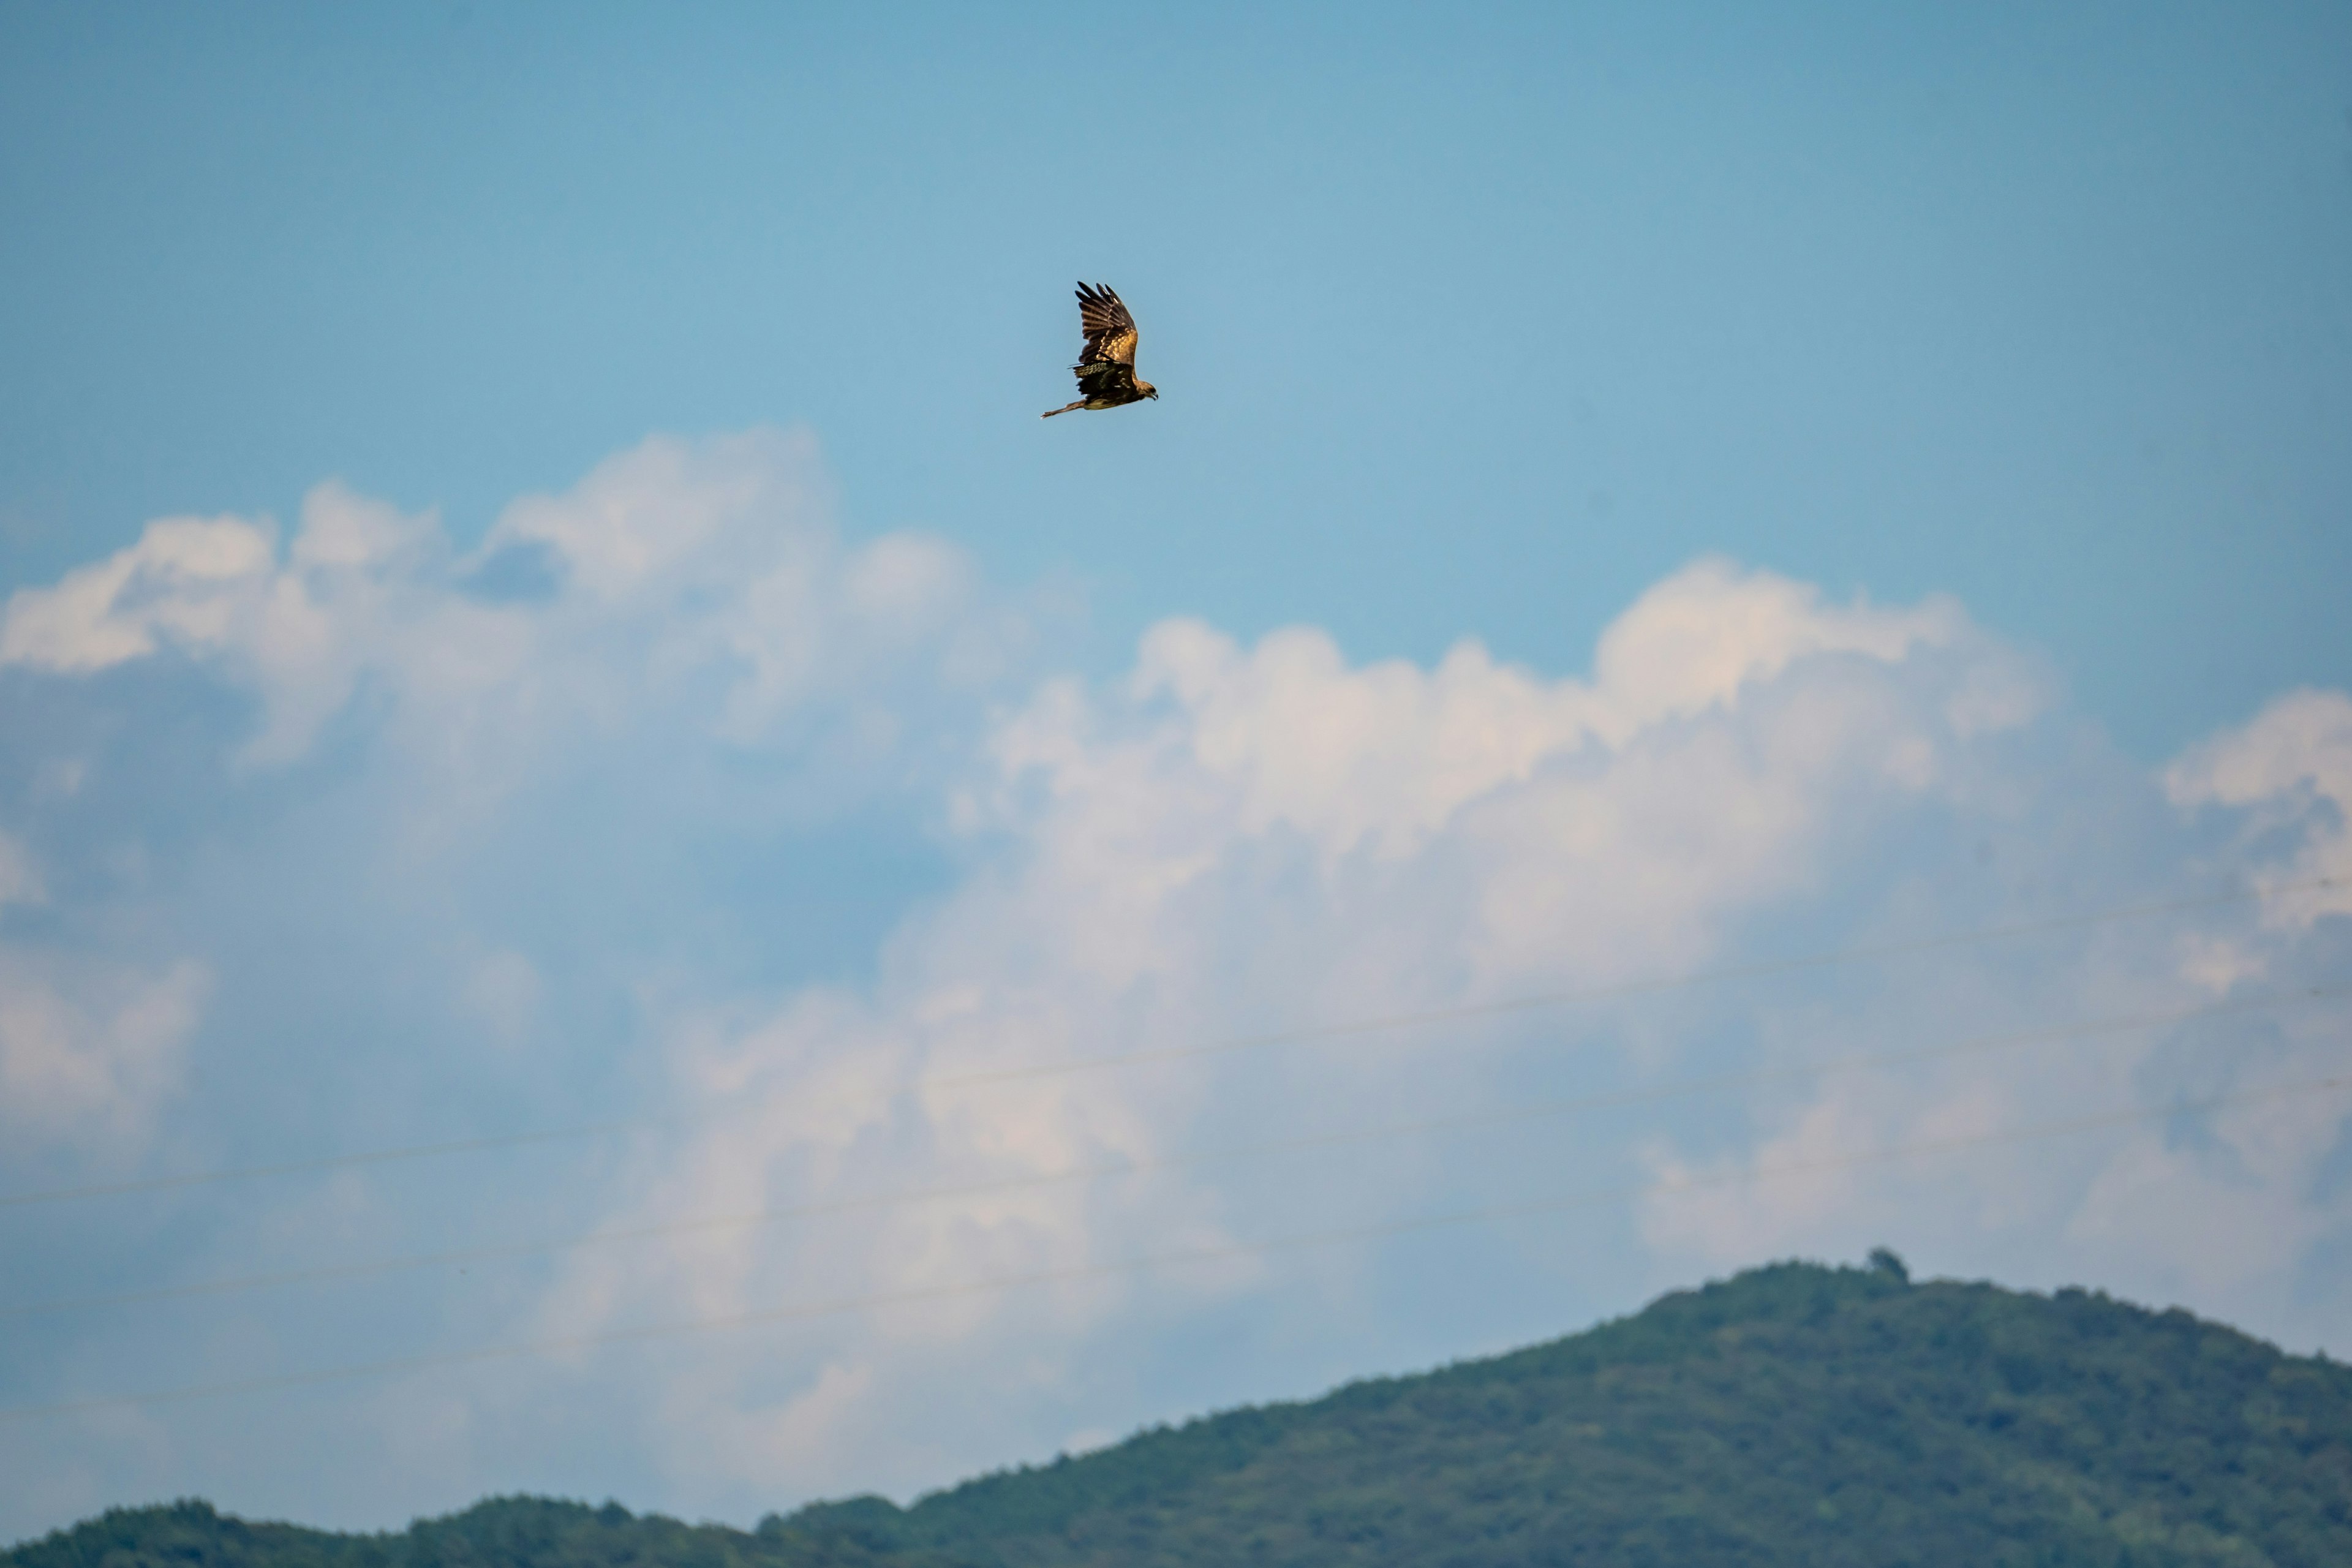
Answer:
0;431;2345;1539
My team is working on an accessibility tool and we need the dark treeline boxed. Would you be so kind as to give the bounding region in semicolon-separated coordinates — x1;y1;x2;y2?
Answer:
13;1257;2352;1568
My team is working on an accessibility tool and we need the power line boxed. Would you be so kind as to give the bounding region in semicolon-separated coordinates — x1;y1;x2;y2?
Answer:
1;872;2330;1212
3;1069;2342;1425
6;983;2337;1323
0;1119;675;1213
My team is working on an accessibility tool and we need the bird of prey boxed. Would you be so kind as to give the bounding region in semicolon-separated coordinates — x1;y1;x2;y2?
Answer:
1041;282;1158;417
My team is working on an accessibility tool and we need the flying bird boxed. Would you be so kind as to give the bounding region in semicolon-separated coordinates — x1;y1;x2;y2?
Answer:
1042;282;1158;417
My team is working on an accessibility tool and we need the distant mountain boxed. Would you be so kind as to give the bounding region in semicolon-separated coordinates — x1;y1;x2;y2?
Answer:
13;1258;2351;1568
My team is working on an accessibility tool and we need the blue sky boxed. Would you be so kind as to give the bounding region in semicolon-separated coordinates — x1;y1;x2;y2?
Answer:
2;0;2350;1545
7;2;2348;754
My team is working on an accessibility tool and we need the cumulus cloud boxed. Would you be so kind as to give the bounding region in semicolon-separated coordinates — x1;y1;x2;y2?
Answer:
534;555;2341;1505
1633;685;2352;1310
0;438;2344;1540
0;428;1037;778
1;514;281;675
2167;687;2352;925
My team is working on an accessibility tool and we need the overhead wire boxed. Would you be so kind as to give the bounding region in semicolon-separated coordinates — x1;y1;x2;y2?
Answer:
3;1068;2344;1426
1;872;2335;1212
4;982;2340;1324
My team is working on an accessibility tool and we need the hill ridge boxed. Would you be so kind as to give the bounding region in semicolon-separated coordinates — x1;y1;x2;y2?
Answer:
13;1259;2351;1568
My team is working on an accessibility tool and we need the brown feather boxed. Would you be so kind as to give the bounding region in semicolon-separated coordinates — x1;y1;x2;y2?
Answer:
1043;282;1157;415
1075;282;1139;365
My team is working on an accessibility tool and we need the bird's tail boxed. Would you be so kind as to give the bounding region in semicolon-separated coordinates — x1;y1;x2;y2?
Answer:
1041;400;1086;418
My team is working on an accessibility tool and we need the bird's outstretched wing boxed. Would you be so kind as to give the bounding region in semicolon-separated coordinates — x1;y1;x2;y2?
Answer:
1043;282;1152;414
1075;282;1139;369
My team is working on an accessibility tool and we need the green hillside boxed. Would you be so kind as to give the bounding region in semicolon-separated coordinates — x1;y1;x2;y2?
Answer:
13;1258;2351;1568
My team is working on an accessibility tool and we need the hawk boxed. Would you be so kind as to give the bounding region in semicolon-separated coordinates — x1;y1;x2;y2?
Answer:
1042;282;1158;417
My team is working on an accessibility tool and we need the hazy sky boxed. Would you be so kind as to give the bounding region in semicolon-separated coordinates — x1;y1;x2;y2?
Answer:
2;0;2349;1546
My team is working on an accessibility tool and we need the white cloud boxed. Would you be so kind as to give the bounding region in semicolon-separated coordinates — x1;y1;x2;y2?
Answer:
2064;1073;2343;1298
1;438;2344;1539
0;428;1044;1192
1090;559;1996;867
0;952;208;1150
529;555;2343;1506
1634;686;2352;1316
0;428;1036;778
0;514;279;675
2167;687;2352;925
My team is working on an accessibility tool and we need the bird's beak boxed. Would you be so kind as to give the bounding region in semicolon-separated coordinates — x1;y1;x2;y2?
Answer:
1148;388;1159;399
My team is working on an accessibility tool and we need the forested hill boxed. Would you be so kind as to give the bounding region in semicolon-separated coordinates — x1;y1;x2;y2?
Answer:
13;1259;2352;1568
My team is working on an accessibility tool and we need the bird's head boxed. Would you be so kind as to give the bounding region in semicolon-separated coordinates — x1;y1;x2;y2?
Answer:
1142;382;1159;400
